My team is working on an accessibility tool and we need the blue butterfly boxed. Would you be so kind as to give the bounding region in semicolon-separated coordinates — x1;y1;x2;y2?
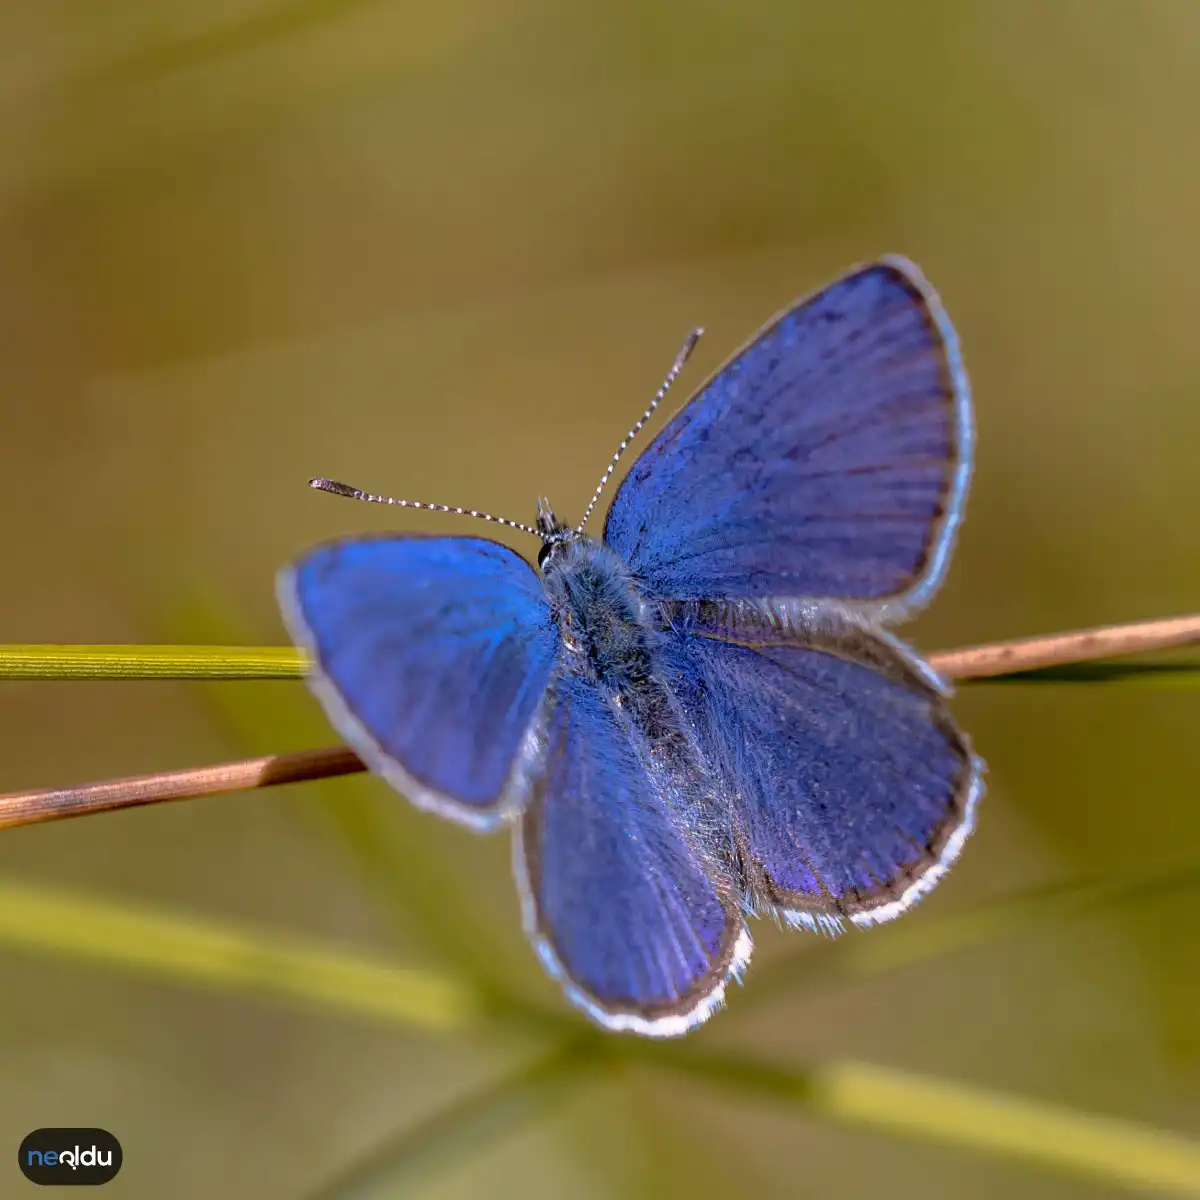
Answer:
278;257;984;1037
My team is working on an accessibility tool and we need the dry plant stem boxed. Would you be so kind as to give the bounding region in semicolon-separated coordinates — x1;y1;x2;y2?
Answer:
930;612;1200;680
1;611;1198;831
0;747;363;829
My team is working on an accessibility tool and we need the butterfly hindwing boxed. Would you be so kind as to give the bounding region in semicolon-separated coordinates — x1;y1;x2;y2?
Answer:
515;671;750;1035
279;535;557;830
604;258;971;622
661;616;982;927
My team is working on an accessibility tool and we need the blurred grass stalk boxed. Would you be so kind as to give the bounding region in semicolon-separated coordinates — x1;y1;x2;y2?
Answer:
655;1052;1200;1196
0;878;478;1032
309;1042;600;1200
2;869;1200;1193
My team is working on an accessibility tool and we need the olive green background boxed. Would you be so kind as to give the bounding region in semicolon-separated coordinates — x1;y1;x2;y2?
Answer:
1;2;1198;1196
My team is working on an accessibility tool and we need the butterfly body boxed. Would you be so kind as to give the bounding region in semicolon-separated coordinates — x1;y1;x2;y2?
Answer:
280;257;984;1036
539;533;658;698
539;524;741;883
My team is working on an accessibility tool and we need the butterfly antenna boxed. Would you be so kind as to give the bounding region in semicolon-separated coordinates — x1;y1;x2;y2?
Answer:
574;327;704;534
309;478;539;537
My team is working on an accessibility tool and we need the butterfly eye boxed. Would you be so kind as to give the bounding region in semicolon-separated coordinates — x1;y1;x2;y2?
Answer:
538;536;572;570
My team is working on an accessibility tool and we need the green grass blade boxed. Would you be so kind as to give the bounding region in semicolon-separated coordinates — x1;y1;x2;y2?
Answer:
654;1052;1200;1195
307;1041;598;1200
0;644;307;680
0;878;478;1032
3;643;1197;684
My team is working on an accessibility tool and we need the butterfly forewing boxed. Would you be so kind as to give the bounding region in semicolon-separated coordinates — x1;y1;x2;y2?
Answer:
603;257;971;623
280;536;557;830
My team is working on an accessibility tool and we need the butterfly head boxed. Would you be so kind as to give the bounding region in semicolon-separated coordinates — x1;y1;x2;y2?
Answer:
536;497;578;572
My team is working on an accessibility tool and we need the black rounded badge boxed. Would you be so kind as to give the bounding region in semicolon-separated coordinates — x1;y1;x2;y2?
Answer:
18;1130;122;1186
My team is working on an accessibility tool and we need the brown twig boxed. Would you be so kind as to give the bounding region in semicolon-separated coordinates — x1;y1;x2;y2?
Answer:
2;612;1198;832
929;612;1200;680
0;747;364;830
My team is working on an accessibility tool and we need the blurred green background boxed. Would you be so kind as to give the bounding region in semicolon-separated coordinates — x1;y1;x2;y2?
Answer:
1;1;1199;1196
